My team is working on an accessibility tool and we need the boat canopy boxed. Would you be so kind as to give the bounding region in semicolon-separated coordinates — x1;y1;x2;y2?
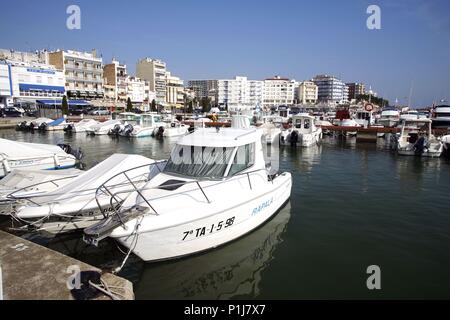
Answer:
0;138;69;160
49;117;66;126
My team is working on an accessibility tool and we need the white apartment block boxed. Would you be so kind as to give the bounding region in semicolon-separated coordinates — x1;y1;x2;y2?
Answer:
48;49;104;99
0;49;48;65
0;58;65;106
312;74;349;104
296;81;318;104
187;80;217;100
263;76;296;108
136;58;167;104
165;72;184;107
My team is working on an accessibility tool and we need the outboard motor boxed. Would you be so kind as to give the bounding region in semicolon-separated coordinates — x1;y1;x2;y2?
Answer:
110;124;121;135
123;124;134;136
17;121;27;131
155;126;165;138
38;122;48;131
58;143;84;161
290;130;299;147
64;124;73;132
413;136;426;155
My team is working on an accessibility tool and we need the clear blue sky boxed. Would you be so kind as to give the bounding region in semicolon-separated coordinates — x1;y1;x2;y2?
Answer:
0;0;449;107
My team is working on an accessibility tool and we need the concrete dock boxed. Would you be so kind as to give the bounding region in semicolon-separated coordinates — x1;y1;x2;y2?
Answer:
0;230;134;300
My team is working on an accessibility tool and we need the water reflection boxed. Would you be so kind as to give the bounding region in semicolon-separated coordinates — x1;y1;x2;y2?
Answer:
135;202;291;299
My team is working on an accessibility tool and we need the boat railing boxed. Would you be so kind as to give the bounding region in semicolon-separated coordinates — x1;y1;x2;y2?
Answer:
100;167;275;227
94;160;167;218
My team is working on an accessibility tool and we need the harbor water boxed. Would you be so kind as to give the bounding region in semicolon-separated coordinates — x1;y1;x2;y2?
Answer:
1;129;450;299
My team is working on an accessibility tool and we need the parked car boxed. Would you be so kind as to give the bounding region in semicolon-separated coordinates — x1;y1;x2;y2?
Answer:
1;107;24;117
69;106;89;116
89;108;110;116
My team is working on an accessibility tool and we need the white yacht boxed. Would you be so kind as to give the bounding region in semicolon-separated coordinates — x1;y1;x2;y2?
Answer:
119;113;164;138
86;119;122;135
9;154;161;233
64;119;98;133
280;114;322;147
400;109;419;121
431;105;450;129
0;138;78;178
377;108;400;127
395;119;443;157
84;127;292;262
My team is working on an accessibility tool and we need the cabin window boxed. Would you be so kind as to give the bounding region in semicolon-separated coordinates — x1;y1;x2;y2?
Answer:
164;145;234;179
227;143;255;176
304;119;311;129
294;119;302;129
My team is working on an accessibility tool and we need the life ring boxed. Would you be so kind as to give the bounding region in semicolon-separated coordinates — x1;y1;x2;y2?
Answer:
365;103;374;112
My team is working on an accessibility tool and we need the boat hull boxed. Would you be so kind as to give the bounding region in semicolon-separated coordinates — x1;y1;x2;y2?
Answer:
113;173;292;262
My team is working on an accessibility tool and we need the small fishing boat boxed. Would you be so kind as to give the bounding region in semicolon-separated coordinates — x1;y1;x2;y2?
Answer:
0;138;78;178
395;119;443;157
280;114;322;147
64;119;98;133
108;112;141;136
86;119;122;135
9;154;161;233
84;127;292;262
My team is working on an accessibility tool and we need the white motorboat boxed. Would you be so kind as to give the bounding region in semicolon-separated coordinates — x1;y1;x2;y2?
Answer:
38;117;68;131
153;119;189;138
16;118;53;131
431;105;450;129
108;112;141;136
0;138;78;178
84;127;292;262
395;119;443;157
64;119;98;133
0;168;81;215
119;113;164;138
259;116;282;144
86;119;122;135
280;114;322;147
10;154;161;233
377;108;400;128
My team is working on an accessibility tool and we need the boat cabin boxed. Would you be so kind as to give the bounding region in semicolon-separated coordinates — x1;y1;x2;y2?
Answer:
291;114;317;134
163;128;266;180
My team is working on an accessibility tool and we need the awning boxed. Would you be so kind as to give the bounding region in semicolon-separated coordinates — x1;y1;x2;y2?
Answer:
36;99;90;106
19;84;65;93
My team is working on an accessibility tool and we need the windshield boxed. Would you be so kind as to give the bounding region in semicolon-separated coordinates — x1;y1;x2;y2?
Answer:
164;145;234;179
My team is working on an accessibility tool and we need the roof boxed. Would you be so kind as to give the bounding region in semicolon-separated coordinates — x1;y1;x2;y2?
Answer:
177;128;263;148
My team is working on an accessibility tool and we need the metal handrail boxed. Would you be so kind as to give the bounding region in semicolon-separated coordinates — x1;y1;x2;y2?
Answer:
104;167;273;221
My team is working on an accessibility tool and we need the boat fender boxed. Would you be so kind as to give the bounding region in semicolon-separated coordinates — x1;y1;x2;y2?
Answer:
53;154;60;168
290;130;299;147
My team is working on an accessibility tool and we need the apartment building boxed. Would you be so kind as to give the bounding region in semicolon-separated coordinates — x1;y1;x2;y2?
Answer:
263;76;296;108
312;74;348;104
165;72;184;108
0;49;48;65
48;49;104;99
187;80;218;100
296;81;318;104
346;82;366;101
136;58;167;104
